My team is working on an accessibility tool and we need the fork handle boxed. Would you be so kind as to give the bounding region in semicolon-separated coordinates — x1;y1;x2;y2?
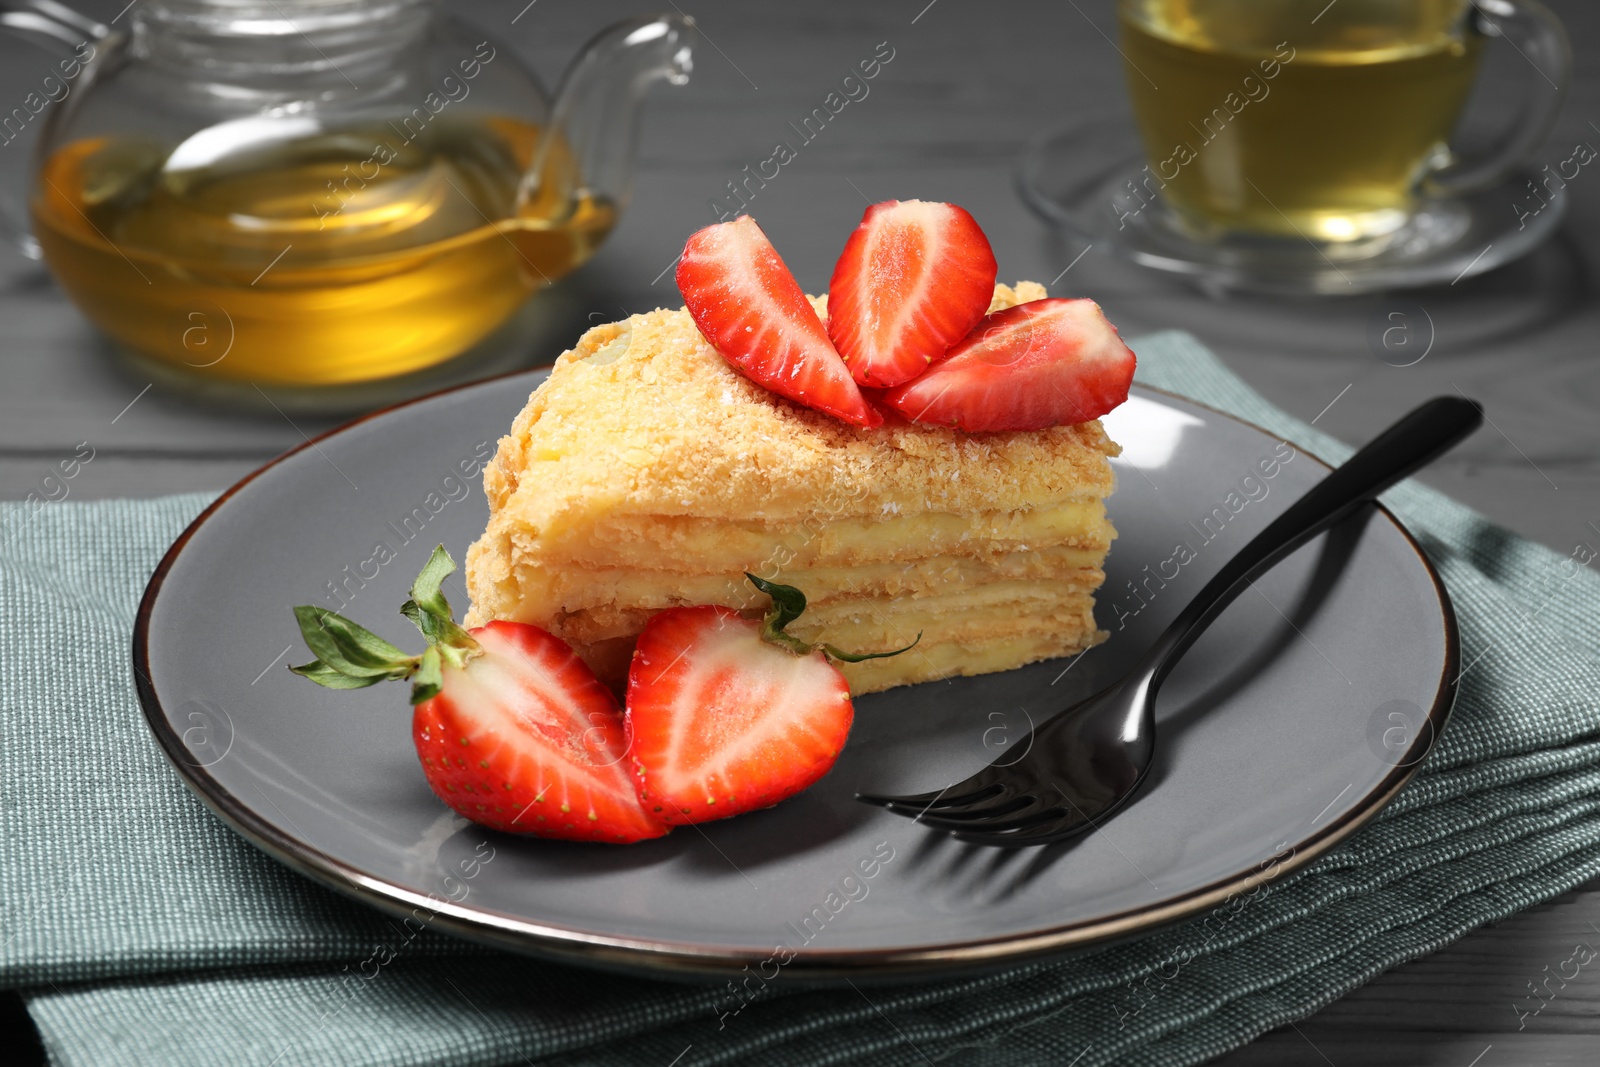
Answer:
1136;396;1483;688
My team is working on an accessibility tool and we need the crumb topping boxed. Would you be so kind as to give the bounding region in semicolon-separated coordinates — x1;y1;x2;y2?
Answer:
482;281;1119;534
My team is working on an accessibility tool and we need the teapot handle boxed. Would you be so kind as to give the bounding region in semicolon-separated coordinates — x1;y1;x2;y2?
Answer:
521;14;696;219
0;1;111;260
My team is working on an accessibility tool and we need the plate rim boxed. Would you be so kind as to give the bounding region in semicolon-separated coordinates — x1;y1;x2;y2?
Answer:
132;371;1459;980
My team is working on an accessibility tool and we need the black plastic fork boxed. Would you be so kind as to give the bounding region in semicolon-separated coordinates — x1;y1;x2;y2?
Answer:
857;396;1484;846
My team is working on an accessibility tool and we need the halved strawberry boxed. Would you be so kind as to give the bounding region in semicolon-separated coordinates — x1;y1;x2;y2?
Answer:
827;200;997;388
677;216;880;428
410;622;666;842
626;575;914;825
290;547;668;843
883;298;1136;432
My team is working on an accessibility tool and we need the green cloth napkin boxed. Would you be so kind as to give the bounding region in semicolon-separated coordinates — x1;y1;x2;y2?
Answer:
6;330;1600;1067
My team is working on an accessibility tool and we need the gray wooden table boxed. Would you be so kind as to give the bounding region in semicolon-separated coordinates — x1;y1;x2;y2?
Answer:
4;1;1597;1063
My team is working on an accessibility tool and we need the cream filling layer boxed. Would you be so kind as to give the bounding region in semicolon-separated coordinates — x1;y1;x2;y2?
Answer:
515;500;1113;572
833;626;1103;695
498;546;1108;620
547;582;1102;648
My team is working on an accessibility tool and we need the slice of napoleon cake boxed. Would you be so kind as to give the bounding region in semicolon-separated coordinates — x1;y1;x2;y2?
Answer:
464;281;1119;695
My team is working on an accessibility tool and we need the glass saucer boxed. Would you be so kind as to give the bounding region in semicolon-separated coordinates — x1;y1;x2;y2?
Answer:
1016;119;1566;296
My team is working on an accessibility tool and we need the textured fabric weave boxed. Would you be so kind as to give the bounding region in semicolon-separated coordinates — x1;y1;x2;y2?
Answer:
5;331;1598;1066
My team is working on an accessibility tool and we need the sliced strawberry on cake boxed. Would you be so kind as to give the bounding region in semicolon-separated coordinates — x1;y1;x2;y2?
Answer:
827;199;997;388
677;216;880;427
884;298;1136;432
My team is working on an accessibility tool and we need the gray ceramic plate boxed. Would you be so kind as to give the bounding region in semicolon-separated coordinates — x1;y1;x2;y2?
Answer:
135;377;1456;981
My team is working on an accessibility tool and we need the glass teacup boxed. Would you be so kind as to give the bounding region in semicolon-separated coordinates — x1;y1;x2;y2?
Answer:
1018;0;1571;293
1117;0;1568;250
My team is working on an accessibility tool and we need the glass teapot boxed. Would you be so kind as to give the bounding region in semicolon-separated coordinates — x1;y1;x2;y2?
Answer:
0;0;694;385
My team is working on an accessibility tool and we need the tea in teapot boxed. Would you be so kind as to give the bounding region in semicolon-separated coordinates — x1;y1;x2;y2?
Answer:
11;2;694;386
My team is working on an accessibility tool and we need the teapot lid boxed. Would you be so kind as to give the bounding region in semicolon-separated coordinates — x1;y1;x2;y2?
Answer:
141;0;432;17
133;0;436;88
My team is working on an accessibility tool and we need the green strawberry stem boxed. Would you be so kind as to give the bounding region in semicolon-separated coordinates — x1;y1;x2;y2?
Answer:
289;545;480;705
745;572;920;663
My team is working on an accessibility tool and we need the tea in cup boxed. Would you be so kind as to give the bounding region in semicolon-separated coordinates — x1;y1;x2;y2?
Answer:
1116;0;1567;245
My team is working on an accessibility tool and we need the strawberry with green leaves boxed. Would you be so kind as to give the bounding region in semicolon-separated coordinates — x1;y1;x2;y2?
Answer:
290;546;667;843
626;574;916;825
